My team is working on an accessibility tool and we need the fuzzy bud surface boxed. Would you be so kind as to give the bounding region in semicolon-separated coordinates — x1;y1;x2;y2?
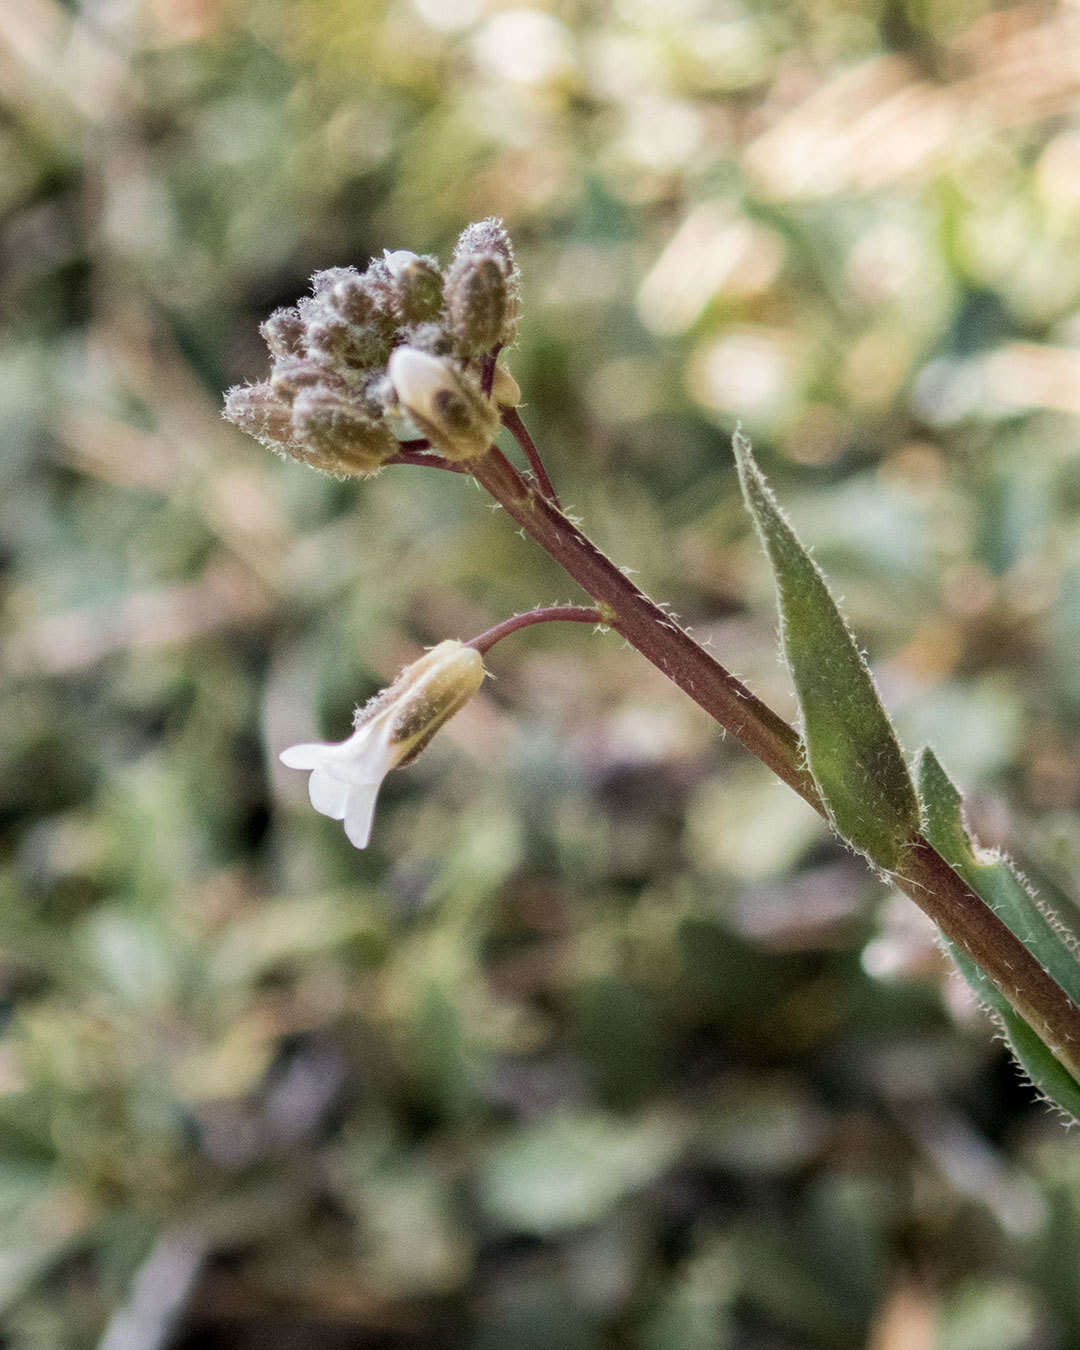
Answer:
388;347;500;459
224;218;524;473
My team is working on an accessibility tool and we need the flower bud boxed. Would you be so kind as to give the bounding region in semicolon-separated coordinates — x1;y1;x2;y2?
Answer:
387;346;499;460
445;255;516;354
269;357;340;399
306;312;390;371
383;250;419;275
326;274;380;327
397;321;455;357
223;382;294;447
444;217;520;353
260;308;306;358
356;257;402;318
453;218;516;272
311;266;358;296
279;640;486;848
386;251;445;324
290;386;397;476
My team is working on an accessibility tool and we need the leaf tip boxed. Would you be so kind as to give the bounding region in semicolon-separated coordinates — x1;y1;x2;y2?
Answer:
914;746;972;863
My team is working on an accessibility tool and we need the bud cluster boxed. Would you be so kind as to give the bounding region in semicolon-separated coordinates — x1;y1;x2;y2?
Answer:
224;219;522;474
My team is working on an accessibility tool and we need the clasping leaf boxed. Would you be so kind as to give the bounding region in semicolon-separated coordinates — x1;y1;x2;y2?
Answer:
917;747;1080;1120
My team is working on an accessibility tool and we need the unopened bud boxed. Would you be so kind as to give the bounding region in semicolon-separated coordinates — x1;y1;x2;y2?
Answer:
453;218;516;272
223;382;294;447
291;387;396;476
279;639;486;848
444;218;520;354
260;308;306;358
307;312;390;371
398;321;455;357
320;274;401;368
270;357;342;399
383;250;419;277
327;274;378;327
387;346;499;460
311;266;358;296
357;257;401;317
390;253;445;324
444;254;516;354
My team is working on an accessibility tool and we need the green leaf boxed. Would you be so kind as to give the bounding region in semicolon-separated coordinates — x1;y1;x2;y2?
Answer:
479;1112;683;1236
416;982;478;1125
0;1177;92;1315
732;432;918;866
571;976;663;1110
917;749;1080;1006
916;747;1080;1121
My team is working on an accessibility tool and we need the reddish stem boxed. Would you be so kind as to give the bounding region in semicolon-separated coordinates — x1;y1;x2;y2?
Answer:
502;407;561;508
468;444;1080;1080
384;448;467;474
465;605;603;655
481;343;503;397
472;448;811;801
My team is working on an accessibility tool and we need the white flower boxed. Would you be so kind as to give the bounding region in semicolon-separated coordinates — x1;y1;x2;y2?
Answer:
279;640;485;849
280;719;396;850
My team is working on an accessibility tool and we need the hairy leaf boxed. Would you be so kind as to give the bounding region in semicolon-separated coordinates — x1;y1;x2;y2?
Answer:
917;747;1080;1120
732;432;918;866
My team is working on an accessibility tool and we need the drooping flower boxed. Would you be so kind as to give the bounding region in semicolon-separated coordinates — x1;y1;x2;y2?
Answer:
279;640;485;849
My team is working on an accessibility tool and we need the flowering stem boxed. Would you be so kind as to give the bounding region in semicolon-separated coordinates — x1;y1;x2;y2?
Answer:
471;448;812;800
465;605;604;655
468;444;1080;1080
502;408;561;508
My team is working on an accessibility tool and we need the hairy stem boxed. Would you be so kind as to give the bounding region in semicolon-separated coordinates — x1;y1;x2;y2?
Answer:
471;448;815;803
481;344;503;397
469;446;1080;1081
896;839;1080;1079
502;408;561;508
466;605;603;655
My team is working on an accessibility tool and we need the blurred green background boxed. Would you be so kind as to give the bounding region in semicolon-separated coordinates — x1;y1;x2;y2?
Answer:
5;0;1080;1346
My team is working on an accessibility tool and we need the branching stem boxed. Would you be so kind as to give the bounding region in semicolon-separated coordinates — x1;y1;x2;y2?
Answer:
465;605;604;655
469;443;1080;1081
502;407;561;508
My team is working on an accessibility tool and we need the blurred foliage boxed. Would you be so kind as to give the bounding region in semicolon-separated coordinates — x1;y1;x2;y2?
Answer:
5;0;1080;1346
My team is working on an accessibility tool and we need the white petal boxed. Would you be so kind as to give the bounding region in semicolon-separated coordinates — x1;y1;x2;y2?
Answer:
387;346;453;420
307;766;350;821
343;783;382;849
280;742;334;770
384;249;419;277
335;720;401;784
